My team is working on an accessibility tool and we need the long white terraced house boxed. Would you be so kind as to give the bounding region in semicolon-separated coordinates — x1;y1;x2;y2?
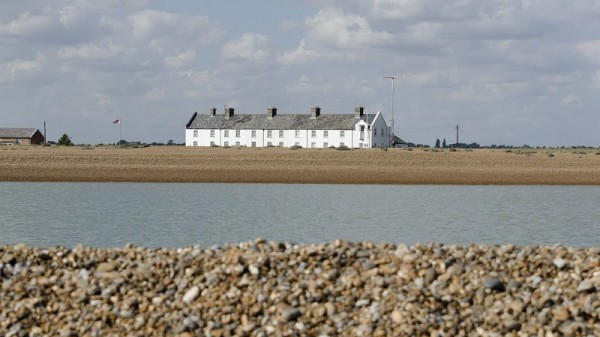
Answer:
185;106;390;148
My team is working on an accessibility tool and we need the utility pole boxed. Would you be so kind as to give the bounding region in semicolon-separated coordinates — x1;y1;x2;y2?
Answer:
456;124;459;146
384;76;402;147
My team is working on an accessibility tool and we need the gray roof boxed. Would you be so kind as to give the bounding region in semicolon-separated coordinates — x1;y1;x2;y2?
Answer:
186;113;376;130
0;128;40;138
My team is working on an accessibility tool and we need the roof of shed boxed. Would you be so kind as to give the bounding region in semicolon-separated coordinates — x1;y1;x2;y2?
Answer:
186;113;376;130
0;128;41;138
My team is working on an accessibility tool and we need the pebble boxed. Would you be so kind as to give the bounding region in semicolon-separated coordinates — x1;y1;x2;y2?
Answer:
0;241;597;336
182;286;200;304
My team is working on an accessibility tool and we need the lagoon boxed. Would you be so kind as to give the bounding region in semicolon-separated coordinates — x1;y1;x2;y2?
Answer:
0;183;598;247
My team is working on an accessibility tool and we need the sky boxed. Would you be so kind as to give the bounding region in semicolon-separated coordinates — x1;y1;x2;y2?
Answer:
2;0;600;146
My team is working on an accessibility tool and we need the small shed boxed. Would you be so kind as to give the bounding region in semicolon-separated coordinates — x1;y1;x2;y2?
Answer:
0;128;45;145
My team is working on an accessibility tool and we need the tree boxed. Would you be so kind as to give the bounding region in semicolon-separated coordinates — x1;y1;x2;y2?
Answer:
442;138;447;148
58;134;73;146
435;139;441;148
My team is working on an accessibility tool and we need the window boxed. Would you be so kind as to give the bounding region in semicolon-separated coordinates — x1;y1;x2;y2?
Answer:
235;141;240;147
267;142;272;146
279;130;284;138
340;142;345;147
193;130;198;138
251;142;256;147
210;141;215;147
210;130;215;138
224;130;229;138
311;142;316;148
295;130;300;138
340;130;345;138
323;131;328;138
374;129;377;136
236;130;240;138
279;142;284;147
267;130;272;138
381;129;384;136
224;141;229;147
323;142;329;148
193;141;198;146
311;130;316;138
295;142;300;146
251;130;256;138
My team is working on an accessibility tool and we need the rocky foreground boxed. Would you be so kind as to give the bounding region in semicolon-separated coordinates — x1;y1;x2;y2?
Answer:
0;241;598;337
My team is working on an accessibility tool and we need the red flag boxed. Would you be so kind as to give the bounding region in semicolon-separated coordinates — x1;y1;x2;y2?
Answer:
113;118;120;124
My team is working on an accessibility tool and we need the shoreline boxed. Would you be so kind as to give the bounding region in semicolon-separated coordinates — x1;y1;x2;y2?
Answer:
1;241;598;336
2;146;600;185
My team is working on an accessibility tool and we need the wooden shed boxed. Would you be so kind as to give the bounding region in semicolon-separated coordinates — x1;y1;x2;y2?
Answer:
0;128;45;145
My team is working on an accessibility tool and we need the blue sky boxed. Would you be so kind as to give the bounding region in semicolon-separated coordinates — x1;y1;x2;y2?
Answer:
2;0;600;146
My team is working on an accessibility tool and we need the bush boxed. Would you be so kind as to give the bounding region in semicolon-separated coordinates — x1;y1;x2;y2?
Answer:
57;134;73;146
290;145;302;150
336;145;350;151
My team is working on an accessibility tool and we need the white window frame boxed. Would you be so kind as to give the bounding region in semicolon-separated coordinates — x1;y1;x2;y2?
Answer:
323;142;329;148
236;130;241;138
279;130;284;138
324;131;328;138
251;130;256;138
224;141;229;147
340;130;345;138
210;141;215;147
235;141;240;147
311;142;316;148
224;130;229;138
267;130;272;138
295;130;300;138
251;142;256;147
193;130;198;138
279;142;284;147
210;130;215;138
267;141;272;146
340;142;345;147
193;141;198;146
311;130;316;138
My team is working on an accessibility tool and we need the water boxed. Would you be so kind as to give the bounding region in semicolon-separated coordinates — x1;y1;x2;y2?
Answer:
0;183;598;248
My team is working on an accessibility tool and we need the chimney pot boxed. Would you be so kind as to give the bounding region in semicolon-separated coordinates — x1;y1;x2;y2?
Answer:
210;107;216;116
355;106;364;118
311;106;321;119
224;107;234;119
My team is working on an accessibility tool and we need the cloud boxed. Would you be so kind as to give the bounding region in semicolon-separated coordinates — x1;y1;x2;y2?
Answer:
277;39;320;65
164;50;197;70
221;33;271;64
562;94;582;107
57;41;123;60
0;52;47;83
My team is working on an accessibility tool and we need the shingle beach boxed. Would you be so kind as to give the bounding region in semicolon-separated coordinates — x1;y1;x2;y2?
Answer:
1;240;598;336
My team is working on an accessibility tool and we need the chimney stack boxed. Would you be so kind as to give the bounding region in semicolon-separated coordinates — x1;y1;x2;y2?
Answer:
267;107;277;119
355;106;364;118
210;107;216;117
224;107;234;119
311;106;321;119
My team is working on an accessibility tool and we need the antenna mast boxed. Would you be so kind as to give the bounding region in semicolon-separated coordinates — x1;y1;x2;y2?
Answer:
456;124;459;146
384;76;402;147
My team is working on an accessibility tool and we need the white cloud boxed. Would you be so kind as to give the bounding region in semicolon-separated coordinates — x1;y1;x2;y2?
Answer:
562;94;582;107
57;41;123;60
0;52;47;82
221;33;271;64
305;8;393;49
164;50;197;70
277;39;320;65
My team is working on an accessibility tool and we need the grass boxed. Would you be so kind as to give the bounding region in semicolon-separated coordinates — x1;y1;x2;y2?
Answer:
1;146;600;185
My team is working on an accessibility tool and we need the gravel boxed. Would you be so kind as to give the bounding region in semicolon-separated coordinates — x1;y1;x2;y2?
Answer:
1;240;598;336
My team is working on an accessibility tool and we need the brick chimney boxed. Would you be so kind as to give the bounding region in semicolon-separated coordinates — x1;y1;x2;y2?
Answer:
355;106;364;118
311;106;321;119
267;107;277;119
224;107;234;119
210;107;216;117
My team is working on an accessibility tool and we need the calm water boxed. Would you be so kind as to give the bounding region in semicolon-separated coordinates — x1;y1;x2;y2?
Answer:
0;183;598;248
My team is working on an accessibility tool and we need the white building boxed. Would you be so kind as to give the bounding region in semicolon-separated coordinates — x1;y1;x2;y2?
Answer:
185;106;390;149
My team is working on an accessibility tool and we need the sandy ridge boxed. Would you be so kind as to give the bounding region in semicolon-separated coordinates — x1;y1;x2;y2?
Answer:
1;146;600;184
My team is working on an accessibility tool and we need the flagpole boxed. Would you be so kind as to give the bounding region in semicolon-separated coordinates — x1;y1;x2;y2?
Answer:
119;118;122;147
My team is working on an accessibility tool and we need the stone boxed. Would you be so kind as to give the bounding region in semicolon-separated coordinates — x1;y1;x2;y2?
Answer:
576;280;595;293
281;307;302;322
182;286;200;304
484;277;505;292
553;258;567;269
